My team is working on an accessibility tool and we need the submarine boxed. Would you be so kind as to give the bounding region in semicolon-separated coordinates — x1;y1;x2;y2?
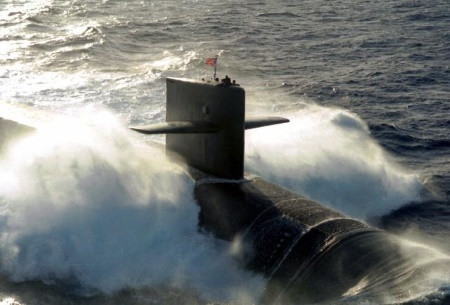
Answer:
130;77;419;304
0;78;440;304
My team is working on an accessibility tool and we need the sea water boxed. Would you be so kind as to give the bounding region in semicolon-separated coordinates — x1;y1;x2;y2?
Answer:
0;0;449;304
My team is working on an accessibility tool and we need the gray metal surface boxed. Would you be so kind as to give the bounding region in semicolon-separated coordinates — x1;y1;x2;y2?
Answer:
244;116;289;130
130;121;219;134
166;78;245;179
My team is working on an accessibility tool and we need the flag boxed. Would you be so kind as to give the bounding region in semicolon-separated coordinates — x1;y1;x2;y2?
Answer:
206;57;217;67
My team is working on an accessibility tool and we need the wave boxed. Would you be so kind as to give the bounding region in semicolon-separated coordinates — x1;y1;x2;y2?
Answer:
0;107;263;302
257;12;299;18
379;200;450;253
144;50;199;73
245;105;423;220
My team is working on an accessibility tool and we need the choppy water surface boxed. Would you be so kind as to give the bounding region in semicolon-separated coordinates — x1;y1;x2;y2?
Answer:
0;0;449;304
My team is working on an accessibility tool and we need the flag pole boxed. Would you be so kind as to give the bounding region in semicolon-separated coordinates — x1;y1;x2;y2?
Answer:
206;56;219;80
214;56;218;79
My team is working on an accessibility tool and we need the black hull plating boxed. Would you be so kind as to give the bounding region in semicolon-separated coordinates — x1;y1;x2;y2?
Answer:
194;175;407;304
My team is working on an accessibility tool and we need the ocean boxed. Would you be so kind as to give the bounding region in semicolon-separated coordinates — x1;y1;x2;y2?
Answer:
0;0;449;304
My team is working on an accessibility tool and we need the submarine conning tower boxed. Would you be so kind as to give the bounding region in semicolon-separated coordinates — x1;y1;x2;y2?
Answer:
131;77;289;179
166;77;245;179
130;77;407;304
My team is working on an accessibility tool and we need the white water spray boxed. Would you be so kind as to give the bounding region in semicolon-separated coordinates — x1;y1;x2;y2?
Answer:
0;106;263;302
245;105;423;220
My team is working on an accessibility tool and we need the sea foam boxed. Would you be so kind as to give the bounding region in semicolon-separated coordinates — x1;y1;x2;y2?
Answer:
0;106;263;302
245;105;423;220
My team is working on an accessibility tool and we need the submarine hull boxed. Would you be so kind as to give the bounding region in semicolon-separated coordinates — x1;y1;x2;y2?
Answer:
194;174;407;304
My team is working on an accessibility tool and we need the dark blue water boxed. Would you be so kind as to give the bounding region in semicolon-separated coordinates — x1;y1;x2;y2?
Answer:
0;0;449;304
